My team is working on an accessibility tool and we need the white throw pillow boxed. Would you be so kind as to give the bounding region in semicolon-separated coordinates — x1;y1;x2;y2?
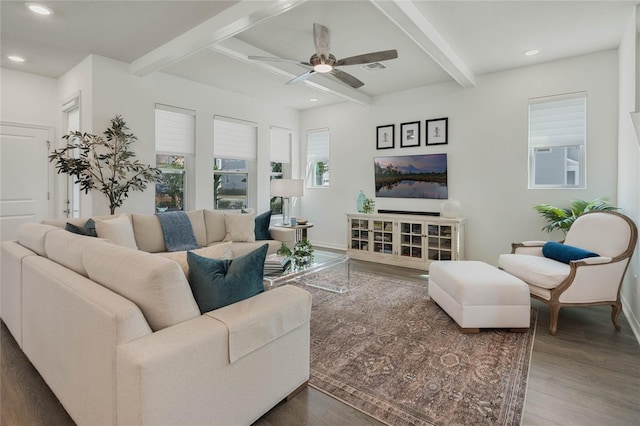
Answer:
94;214;138;249
223;212;256;243
157;242;233;277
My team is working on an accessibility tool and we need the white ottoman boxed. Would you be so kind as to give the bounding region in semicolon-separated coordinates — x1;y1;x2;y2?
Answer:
429;261;531;332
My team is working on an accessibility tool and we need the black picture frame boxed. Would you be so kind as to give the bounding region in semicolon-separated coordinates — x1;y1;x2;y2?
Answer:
400;121;420;148
376;124;395;149
426;117;448;145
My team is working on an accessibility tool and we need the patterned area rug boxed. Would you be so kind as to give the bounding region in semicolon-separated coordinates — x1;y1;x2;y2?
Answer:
296;269;537;426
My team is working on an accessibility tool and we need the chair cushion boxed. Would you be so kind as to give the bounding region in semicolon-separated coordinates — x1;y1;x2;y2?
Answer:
542;241;598;264
187;244;268;313
498;253;570;289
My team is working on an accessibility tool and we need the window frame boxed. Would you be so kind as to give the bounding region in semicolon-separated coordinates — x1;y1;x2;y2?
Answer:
528;92;587;189
306;128;330;188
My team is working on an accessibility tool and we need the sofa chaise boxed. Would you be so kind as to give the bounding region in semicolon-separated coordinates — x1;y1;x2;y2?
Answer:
0;209;311;425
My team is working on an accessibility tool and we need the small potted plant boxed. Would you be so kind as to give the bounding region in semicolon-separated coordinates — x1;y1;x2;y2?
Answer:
362;198;375;214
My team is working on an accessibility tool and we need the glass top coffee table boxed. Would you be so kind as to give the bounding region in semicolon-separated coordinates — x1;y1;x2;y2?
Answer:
263;250;350;293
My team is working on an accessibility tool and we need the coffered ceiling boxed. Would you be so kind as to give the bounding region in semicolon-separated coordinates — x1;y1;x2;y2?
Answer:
1;1;637;110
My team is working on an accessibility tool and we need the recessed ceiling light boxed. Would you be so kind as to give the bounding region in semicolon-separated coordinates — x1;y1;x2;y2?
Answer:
8;55;25;63
524;49;540;56
26;2;54;15
309;98;318;102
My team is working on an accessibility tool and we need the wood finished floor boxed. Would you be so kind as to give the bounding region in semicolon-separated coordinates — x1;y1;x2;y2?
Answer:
2;259;639;425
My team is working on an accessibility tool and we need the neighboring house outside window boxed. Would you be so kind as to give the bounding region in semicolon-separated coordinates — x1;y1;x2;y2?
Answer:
270;126;293;215
155;104;195;211
306;128;330;188
528;92;586;189
213;116;257;210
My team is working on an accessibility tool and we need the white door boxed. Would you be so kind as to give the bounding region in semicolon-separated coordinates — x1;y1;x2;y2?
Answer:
0;123;51;241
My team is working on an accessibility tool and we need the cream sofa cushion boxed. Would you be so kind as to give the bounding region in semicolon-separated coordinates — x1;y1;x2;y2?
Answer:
133;210;207;252
17;223;59;256
83;243;200;331
498;253;570;289
223;212;256;243
95;215;138;249
204;209;226;244
157;242;233;277
45;229;110;277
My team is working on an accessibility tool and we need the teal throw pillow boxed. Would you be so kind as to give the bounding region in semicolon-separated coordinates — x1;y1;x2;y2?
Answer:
65;218;97;237
187;244;268;313
542;241;599;264
255;210;272;240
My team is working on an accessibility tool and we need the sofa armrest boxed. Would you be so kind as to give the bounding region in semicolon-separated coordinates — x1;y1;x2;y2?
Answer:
269;226;295;246
117;285;311;426
577;256;613;265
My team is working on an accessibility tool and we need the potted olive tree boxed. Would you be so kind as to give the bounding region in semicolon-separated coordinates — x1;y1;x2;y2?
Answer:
49;115;161;214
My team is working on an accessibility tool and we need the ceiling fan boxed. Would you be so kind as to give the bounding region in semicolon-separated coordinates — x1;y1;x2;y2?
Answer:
248;23;398;89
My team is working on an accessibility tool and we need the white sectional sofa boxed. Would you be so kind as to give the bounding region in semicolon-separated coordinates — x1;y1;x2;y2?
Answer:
0;210;311;425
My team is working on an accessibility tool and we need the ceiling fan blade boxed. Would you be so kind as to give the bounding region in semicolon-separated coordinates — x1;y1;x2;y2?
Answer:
286;70;315;85
248;56;312;67
313;23;331;60
335;49;398;67
330;68;364;89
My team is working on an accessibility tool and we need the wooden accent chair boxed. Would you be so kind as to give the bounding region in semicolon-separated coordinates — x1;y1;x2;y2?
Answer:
498;211;638;335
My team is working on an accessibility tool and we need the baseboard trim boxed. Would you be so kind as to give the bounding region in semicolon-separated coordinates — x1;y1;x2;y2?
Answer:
621;294;640;346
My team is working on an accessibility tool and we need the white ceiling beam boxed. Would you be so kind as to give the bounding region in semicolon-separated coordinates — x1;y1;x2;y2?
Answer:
130;0;307;76
211;38;372;106
370;0;475;88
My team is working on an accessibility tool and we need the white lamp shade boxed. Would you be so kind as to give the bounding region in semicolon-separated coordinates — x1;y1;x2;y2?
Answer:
271;179;304;197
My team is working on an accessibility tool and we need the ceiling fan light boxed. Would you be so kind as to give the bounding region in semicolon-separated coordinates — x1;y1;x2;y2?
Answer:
26;2;54;15
313;63;333;73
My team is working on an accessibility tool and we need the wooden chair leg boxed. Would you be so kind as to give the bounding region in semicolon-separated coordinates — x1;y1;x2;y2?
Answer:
611;302;622;332
549;303;560;335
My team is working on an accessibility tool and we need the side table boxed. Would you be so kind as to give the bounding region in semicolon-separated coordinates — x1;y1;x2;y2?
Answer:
274;223;314;242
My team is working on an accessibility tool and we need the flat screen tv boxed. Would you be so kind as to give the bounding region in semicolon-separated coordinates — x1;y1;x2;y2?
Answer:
374;153;447;199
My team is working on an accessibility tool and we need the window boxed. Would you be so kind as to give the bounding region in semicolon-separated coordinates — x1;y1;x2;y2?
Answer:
270;126;293;214
306;128;330;187
155;104;195;211
213;116;257;210
62;96;80;218
528;92;586;188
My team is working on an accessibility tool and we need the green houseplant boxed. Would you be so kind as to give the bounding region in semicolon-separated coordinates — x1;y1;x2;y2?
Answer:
533;197;618;234
49;115;161;214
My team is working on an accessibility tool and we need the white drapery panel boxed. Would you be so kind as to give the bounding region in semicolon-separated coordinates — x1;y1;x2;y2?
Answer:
307;128;330;163
155;104;196;155
213;115;257;160
270;126;292;164
529;92;586;148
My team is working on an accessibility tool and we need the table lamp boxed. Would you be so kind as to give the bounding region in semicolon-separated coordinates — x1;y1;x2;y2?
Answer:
271;179;304;226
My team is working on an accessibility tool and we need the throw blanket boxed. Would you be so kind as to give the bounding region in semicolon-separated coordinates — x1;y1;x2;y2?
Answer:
156;211;199;252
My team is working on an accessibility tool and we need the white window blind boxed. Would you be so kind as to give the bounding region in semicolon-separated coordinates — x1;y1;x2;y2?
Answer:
67;108;80;132
155;104;195;155
307;129;330;162
270;126;292;163
213;115;257;160
529;92;586;148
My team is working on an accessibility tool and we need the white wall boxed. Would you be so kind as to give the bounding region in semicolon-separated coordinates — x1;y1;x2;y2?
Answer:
61;55;301;216
300;50;619;264
0;68;58;127
618;6;640;340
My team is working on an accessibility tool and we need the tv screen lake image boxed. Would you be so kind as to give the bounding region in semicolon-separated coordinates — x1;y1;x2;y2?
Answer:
374;154;448;199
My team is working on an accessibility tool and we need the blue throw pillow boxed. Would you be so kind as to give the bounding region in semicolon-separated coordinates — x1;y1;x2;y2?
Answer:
65;218;97;237
187;244;268;313
542;241;599;264
255;210;272;240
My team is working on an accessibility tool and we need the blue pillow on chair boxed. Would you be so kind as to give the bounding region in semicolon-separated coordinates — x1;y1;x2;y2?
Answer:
542;241;599;264
187;244;268;313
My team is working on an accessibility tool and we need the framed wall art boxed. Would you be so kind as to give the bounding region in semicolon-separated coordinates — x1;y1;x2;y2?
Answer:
400;121;420;148
376;124;395;149
426;117;448;145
